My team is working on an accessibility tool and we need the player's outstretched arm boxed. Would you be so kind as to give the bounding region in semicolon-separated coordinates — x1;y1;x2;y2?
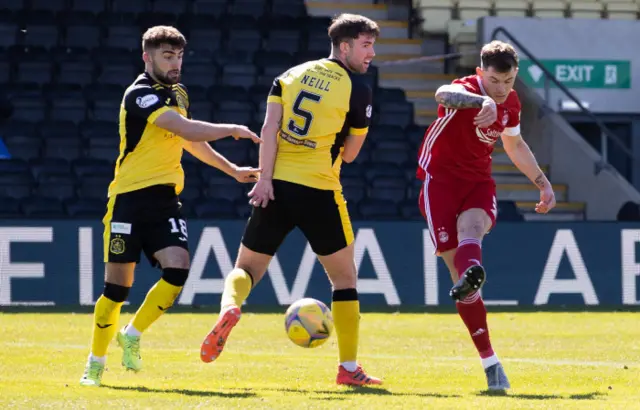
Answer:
435;84;489;109
154;110;262;143
248;102;282;208
183;141;260;183
501;132;556;214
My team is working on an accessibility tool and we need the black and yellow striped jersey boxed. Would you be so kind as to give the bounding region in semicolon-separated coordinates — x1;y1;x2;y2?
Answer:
108;72;191;197
268;58;372;191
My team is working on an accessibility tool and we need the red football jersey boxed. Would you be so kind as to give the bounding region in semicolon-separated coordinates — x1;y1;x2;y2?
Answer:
417;75;522;182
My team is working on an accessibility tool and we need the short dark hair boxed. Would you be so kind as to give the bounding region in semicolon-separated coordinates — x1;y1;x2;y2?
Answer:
481;41;519;73
328;13;380;47
142;26;187;52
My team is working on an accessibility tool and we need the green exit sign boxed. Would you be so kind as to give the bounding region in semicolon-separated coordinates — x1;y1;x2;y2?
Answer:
519;60;631;89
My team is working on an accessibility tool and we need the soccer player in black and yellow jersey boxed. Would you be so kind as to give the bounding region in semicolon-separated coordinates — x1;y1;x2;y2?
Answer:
200;14;382;386
80;26;261;387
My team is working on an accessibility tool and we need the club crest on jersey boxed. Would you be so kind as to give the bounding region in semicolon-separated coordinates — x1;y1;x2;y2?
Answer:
110;236;125;255
176;93;187;112
437;228;449;243
502;113;509;126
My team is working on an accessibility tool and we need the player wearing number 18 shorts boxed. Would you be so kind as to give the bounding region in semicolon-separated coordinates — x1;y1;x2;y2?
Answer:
416;41;556;390
80;26;261;387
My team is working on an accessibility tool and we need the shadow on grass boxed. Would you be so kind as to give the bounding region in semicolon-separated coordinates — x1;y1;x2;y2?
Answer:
103;384;257;398
477;390;606;400
236;386;461;398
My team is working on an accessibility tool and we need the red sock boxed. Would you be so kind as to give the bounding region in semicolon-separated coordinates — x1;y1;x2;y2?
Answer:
454;238;483;276
456;292;494;358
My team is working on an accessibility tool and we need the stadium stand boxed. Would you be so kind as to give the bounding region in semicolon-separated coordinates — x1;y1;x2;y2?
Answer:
3;0;623;221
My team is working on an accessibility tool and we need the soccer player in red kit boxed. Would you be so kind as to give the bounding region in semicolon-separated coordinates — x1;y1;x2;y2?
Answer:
416;41;556;390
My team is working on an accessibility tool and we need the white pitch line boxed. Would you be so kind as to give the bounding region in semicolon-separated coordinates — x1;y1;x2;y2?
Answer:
0;341;635;369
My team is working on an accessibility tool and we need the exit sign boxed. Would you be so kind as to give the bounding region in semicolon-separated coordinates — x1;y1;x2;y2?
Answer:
519;60;631;89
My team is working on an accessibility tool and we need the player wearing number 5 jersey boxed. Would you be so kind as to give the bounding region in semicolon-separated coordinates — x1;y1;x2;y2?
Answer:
417;41;556;390
80;26;261;387
200;14;382;386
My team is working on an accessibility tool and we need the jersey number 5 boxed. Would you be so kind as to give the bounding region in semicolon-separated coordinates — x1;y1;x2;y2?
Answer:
288;90;322;137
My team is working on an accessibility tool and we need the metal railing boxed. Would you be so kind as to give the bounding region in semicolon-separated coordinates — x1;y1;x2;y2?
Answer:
491;27;635;175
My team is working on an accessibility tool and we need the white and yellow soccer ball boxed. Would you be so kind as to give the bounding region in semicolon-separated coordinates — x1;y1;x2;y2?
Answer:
284;298;334;348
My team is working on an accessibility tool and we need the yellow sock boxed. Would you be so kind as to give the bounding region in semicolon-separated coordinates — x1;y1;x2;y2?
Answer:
91;295;123;357
130;279;182;333
220;268;253;309
332;299;360;363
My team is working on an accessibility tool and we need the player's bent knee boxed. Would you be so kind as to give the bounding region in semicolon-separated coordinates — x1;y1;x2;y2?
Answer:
162;267;190;287
318;244;357;289
458;209;491;239
103;282;130;303
235;244;271;284
155;247;190;270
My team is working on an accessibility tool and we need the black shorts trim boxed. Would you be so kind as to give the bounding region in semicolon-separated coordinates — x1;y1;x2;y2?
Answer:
103;185;189;268
241;180;354;256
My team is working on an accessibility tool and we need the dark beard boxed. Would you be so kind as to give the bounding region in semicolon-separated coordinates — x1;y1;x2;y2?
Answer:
153;67;180;85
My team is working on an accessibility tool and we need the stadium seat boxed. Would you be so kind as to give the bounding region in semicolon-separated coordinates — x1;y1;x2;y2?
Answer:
371;147;411;166
187;29;223;52
0;158;30;174
205;183;246;202
30;0;66;13
180;184;203;202
78;176;110;200
70;0;108;15
458;0;492;21
49;98;87;123
112;0;150;14
152;0;189;15
418;0;454;34
0;61;9;83
271;0;307;18
194;199;238;218
570;1;603;19
11;97;47;123
65;198;106;217
494;0;530;17
35;174;76;201
0;197;22;218
43;137;82;161
1;0;24;12
3;135;41;161
30;158;71;180
531;0;567;18
359;199;399;220
364;164;404;182
229;0;268;19
342;177;367;205
22;23;59;49
72;158;113;179
193;0;228;18
57;61;94;86
189;101;214;122
91;99;121;122
497;200;525;221
22;196;65;217
105;26;143;51
98;63;137;87
0;22;18;49
377;102;414;128
183;63;218;88
399;199;422;220
606;2;639;20
221;64;257;88
17;60;53;85
63;25;100;49
265;30;301;54
369;177;407;204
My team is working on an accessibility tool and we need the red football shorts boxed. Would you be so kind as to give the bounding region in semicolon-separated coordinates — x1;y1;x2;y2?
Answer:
418;175;497;254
